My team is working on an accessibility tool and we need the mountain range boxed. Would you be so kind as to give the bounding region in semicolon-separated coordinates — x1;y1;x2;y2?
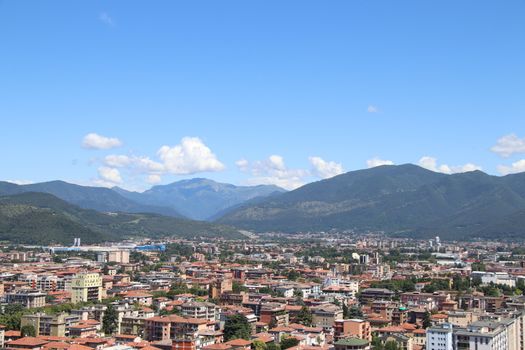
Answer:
0;180;183;218
0;179;284;221
113;178;285;220
217;164;525;240
2;164;525;242
0;192;242;244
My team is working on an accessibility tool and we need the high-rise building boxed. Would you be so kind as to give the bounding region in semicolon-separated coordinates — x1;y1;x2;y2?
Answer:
70;273;102;303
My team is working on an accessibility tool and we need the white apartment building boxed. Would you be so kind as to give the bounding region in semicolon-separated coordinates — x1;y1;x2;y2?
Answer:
454;323;508;350
427;319;519;350
426;323;454;350
181;301;220;321
471;271;516;288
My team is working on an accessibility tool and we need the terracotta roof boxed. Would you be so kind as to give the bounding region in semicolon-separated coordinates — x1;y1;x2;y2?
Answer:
401;323;417;331
141;346;162;350
8;337;49;346
202;341;232;349
123;290;153;297
225;339;252;346
376;326;406;333
431;314;448;320
269;326;295;332
115;335;137;340
5;330;22;337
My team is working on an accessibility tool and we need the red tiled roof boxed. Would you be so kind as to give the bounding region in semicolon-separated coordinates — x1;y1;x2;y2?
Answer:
8;337;49;346
225;339;252;346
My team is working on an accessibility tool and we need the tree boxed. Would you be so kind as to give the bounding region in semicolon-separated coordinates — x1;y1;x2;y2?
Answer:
280;336;300;350
267;343;280;350
0;304;24;330
224;314;251;341
296;306;312;326
252;340;267;350
471;262;486;271
102;305;118;335
345;305;363;319
422;312;432;329
269;317;278;329
21;324;36;337
384;340;401;350
232;280;248;293
287;270;300;281
371;336;384;350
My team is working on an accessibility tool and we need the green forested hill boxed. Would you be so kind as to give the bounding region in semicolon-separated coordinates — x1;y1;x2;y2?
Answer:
217;164;525;240
0;180;182;218
0;192;242;244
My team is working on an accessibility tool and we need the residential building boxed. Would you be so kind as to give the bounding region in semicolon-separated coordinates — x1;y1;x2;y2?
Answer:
181;302;220;321
426;323;454;350
20;313;81;337
70;273;102;303
334;319;372;341
5;289;46;308
312;304;343;331
334;338;371;350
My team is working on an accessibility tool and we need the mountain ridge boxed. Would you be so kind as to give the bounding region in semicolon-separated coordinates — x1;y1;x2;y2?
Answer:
114;178;286;220
0;192;242;244
0;180;183;218
216;164;525;240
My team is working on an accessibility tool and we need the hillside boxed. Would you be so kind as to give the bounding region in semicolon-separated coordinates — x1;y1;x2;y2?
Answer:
0;192;242;244
113;178;285;220
0;181;182;218
217;164;525;240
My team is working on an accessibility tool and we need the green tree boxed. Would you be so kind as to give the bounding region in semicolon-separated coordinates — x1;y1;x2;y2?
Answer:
287;270;300;281
102;305;118;335
267;343;280;350
371;336;384;350
252;340;267;350
233;280;248;293
384;340;401;350
21;324;36;337
471;262;486;271
280;336;300;350
224;314;251;341
296;306;313;326
345;305;363;319
422;312;432;329
0;304;24;330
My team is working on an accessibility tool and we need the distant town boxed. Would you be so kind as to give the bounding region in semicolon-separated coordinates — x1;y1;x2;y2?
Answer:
0;233;523;350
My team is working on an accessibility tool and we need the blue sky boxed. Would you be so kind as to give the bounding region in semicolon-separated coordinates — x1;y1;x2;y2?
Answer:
1;1;524;190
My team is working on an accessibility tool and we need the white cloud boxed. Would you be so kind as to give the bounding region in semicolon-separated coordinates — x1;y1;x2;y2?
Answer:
237;155;309;190
497;160;525;175
5;179;34;185
491;134;525;158
104;155;131;167
147;174;162;184
157;137;225;175
97;166;122;184
418;156;482;174
96;137;223;187
99;12;115;26
367;105;379;113
105;154;164;173
82;133;122;150
235;159;249;172
309;156;344;178
366;157;394;168
451;163;483;173
133;156;165;172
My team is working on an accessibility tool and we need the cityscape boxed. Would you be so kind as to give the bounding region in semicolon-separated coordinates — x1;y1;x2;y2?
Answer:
1;1;525;350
